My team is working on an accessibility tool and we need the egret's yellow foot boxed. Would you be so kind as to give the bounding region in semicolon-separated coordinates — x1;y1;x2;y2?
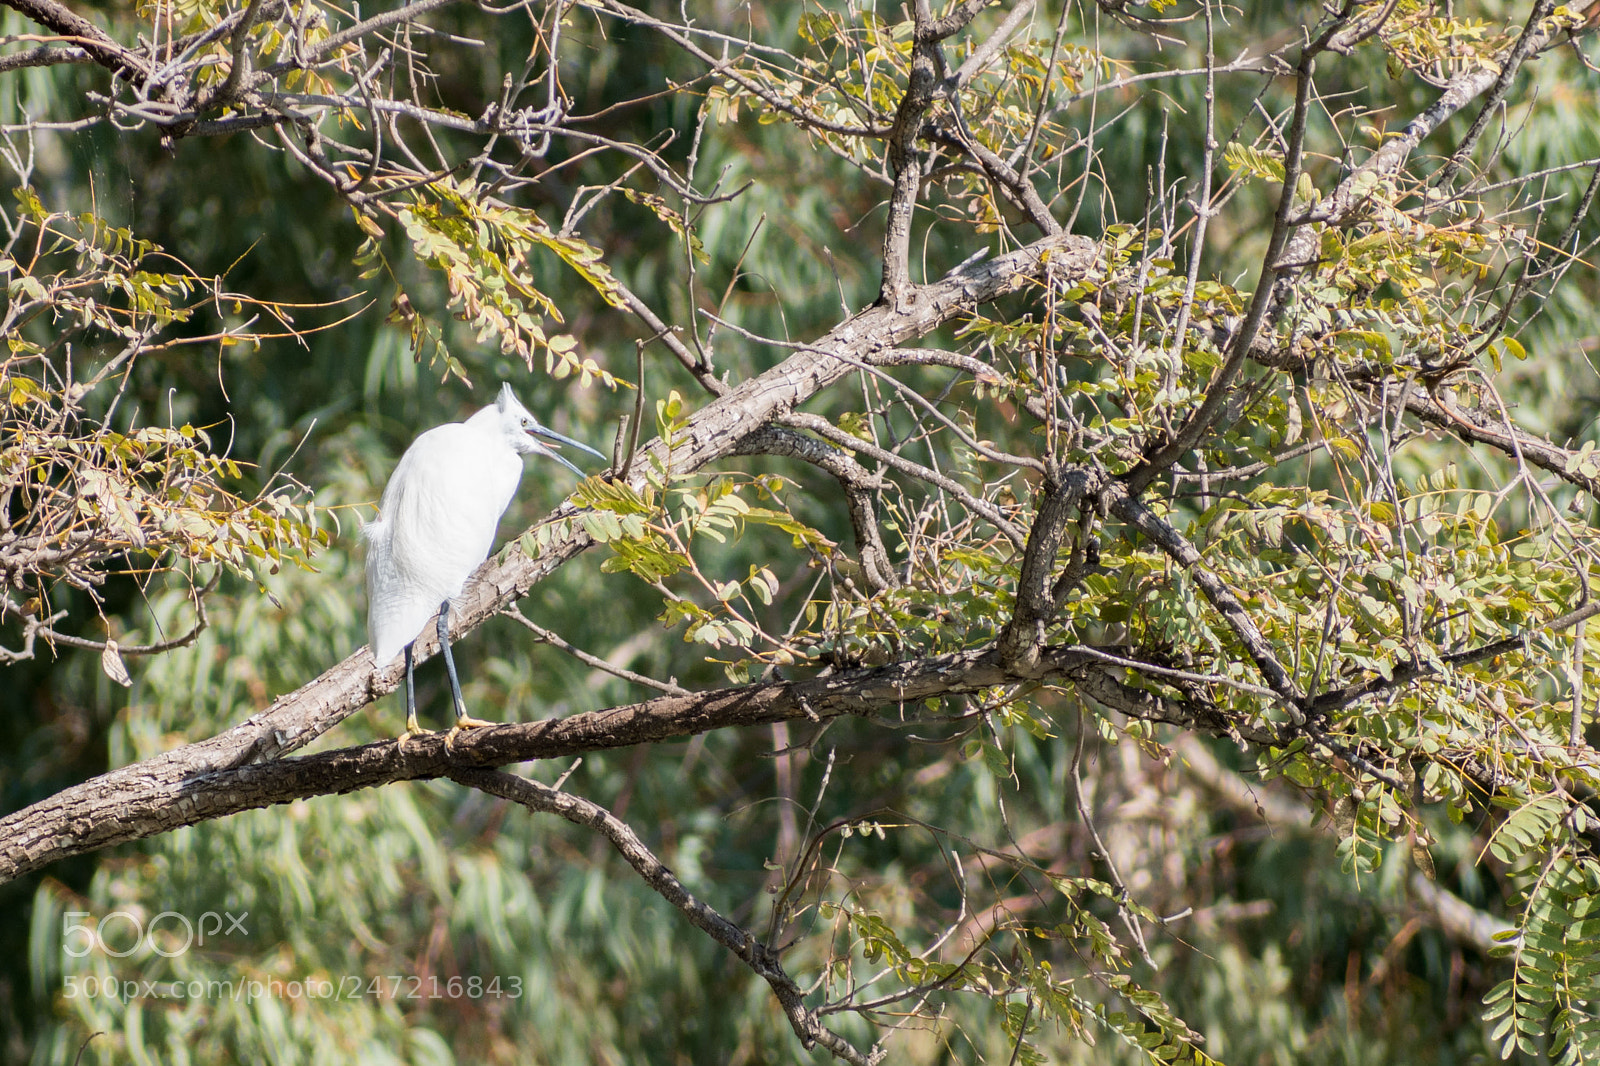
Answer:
397;713;431;752
443;716;495;753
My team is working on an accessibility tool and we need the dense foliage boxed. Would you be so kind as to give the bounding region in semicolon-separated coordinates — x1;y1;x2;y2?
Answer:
2;0;1599;1063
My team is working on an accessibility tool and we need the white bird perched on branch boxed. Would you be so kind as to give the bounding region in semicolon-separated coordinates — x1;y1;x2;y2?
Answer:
365;383;605;744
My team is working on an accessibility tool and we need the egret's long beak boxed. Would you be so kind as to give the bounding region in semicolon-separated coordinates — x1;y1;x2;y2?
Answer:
530;421;605;476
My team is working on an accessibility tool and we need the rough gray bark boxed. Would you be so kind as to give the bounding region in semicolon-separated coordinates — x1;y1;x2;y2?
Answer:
2;633;1292;886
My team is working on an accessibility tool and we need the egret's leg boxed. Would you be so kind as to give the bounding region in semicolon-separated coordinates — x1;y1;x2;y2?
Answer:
397;643;427;749
437;599;492;750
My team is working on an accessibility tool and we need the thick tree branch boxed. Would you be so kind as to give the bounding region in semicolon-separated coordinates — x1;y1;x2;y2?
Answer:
865;346;1005;379
877;0;1015;303
0;643;1086;882
997;465;1102;667
879;4;948;305
0;636;1324;884
0;0;152;82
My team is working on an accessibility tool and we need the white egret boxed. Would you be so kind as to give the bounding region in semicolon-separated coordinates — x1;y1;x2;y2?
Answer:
365;383;604;744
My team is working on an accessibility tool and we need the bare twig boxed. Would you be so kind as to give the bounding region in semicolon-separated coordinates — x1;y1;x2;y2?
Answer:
451;768;882;1066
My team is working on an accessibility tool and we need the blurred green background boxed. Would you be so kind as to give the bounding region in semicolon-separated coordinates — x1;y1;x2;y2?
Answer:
4;1;1597;1062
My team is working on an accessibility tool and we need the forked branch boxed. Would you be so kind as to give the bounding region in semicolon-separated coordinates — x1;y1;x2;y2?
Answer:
453;768;881;1066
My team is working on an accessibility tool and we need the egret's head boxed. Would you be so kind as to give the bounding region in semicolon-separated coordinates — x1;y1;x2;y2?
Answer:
495;383;606;476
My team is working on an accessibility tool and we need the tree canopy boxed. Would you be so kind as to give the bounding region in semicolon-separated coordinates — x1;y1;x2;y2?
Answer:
2;0;1599;1062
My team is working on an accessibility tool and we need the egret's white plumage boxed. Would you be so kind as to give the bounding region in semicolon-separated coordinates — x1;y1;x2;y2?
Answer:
364;383;603;740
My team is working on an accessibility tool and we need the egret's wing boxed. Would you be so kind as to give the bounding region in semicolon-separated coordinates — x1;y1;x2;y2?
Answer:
365;510;440;666
364;423;523;665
